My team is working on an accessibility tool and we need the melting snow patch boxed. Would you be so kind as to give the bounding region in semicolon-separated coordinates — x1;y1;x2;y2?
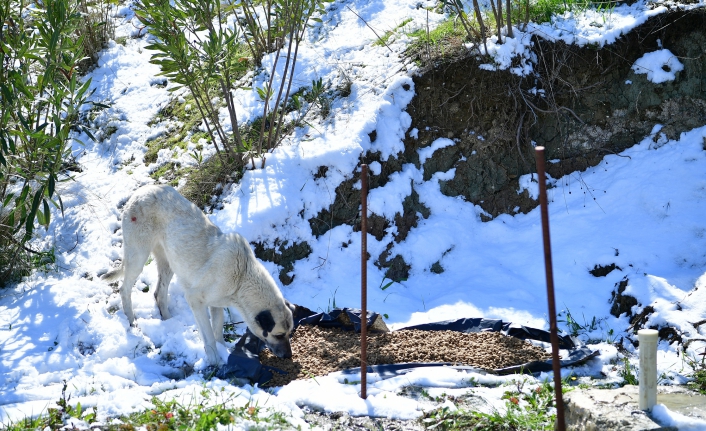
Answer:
418;138;455;165
632;49;684;84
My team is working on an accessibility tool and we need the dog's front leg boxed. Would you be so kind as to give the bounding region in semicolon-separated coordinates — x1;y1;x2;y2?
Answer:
186;296;221;366
210;307;224;344
153;245;173;321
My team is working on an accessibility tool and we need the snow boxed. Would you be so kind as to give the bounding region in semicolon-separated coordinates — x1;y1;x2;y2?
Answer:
1;0;706;428
632;49;685;83
653;404;706;431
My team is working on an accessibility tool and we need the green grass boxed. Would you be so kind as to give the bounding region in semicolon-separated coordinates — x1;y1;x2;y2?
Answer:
420;381;558;430
123;393;295;431
373;17;414;47
408;0;604;60
146;97;211;189
3;387;297;431
686;352;706;394
144;94;205;165
557;306;616;344
617;356;638;386
3;381;98;430
406;16;468;64
180;155;243;210
689;368;706;394
409;17;467;47
527;0;594;24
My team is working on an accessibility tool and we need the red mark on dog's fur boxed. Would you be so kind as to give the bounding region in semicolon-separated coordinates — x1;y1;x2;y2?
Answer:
131;217;137;222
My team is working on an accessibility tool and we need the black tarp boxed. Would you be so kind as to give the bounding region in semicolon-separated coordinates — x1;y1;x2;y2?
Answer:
216;306;599;385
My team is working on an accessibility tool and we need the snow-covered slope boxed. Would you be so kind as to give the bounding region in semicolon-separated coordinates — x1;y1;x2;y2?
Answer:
1;0;706;428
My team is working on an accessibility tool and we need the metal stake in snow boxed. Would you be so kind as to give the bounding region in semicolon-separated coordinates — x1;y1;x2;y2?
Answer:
534;146;566;431
638;329;659;410
360;163;369;399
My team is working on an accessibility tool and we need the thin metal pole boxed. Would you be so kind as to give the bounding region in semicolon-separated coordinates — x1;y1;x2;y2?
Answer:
534;146;566;431
360;164;368;399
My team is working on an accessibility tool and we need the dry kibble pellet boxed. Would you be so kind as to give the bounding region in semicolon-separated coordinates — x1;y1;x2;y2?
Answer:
260;326;550;387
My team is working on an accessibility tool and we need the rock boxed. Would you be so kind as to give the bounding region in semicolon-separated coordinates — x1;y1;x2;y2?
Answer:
564;385;706;430
303;408;424;431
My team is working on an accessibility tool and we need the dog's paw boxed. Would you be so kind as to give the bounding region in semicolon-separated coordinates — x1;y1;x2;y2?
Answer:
202;365;220;380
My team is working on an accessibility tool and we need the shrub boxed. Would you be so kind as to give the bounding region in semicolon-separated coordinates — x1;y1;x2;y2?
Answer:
76;0;117;73
0;0;99;286
136;0;331;168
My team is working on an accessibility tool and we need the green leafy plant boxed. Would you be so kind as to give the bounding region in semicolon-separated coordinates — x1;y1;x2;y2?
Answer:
689;367;706;395
685;349;706;394
618;356;638;386
137;0;332;169
31;247;57;273
557;306;616;343
125;391;294;430
76;0;117;72
421;381;557;430
379;276;394;291
5;388;294;430
326;287;338;312
558;308;600;337
241;0;332;166
47;380;97;428
425;0;595;61
135;0;250;163
373;18;414;48
288;77;331;127
0;0;100;286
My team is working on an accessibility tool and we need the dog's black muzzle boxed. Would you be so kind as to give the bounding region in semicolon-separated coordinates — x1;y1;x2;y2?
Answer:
268;339;292;359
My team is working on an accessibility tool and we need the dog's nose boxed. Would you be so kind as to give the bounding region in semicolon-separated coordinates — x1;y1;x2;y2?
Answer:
272;342;292;359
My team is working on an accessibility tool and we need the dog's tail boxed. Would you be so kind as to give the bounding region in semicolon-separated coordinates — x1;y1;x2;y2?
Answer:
101;265;124;282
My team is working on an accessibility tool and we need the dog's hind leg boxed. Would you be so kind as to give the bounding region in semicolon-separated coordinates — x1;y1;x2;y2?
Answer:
120;243;151;326
152;244;173;320
210;307;224;343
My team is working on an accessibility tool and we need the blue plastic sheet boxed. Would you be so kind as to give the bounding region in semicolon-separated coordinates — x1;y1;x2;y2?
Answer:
216;306;598;385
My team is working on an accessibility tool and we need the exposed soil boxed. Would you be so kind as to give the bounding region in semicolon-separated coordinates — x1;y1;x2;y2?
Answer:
238;9;706;351
255;9;706;284
260;325;550;387
252;240;312;285
407;9;706;218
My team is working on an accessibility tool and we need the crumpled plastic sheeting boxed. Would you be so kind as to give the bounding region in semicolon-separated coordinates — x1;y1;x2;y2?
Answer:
216;306;598;385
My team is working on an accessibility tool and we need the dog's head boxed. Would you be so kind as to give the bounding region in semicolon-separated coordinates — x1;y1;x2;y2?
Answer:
252;300;295;358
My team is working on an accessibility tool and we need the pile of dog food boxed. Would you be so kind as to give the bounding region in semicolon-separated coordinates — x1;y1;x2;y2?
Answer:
260;325;550;387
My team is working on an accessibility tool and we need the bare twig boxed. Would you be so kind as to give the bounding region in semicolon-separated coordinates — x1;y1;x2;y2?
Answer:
523;97;585;125
346;5;393;53
506;0;514;38
490;0;500;44
516;111;528;169
692;319;706;329
471;0;488;55
451;2;480;42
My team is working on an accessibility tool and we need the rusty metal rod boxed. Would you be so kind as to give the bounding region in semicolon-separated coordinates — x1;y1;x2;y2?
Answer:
360;163;368;399
535;146;566;431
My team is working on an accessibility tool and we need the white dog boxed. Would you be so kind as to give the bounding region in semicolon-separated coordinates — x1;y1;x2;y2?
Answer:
102;185;293;366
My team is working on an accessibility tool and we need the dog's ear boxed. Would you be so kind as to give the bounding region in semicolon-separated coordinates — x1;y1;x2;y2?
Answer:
284;299;296;313
255;310;275;337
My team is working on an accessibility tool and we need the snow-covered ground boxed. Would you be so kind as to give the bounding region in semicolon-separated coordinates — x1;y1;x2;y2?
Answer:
1;0;706;428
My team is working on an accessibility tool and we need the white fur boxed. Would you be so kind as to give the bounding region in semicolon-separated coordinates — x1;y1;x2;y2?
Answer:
102;185;293;366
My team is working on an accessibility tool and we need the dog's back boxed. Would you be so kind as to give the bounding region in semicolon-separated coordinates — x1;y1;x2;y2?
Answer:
121;185;221;279
122;184;219;242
